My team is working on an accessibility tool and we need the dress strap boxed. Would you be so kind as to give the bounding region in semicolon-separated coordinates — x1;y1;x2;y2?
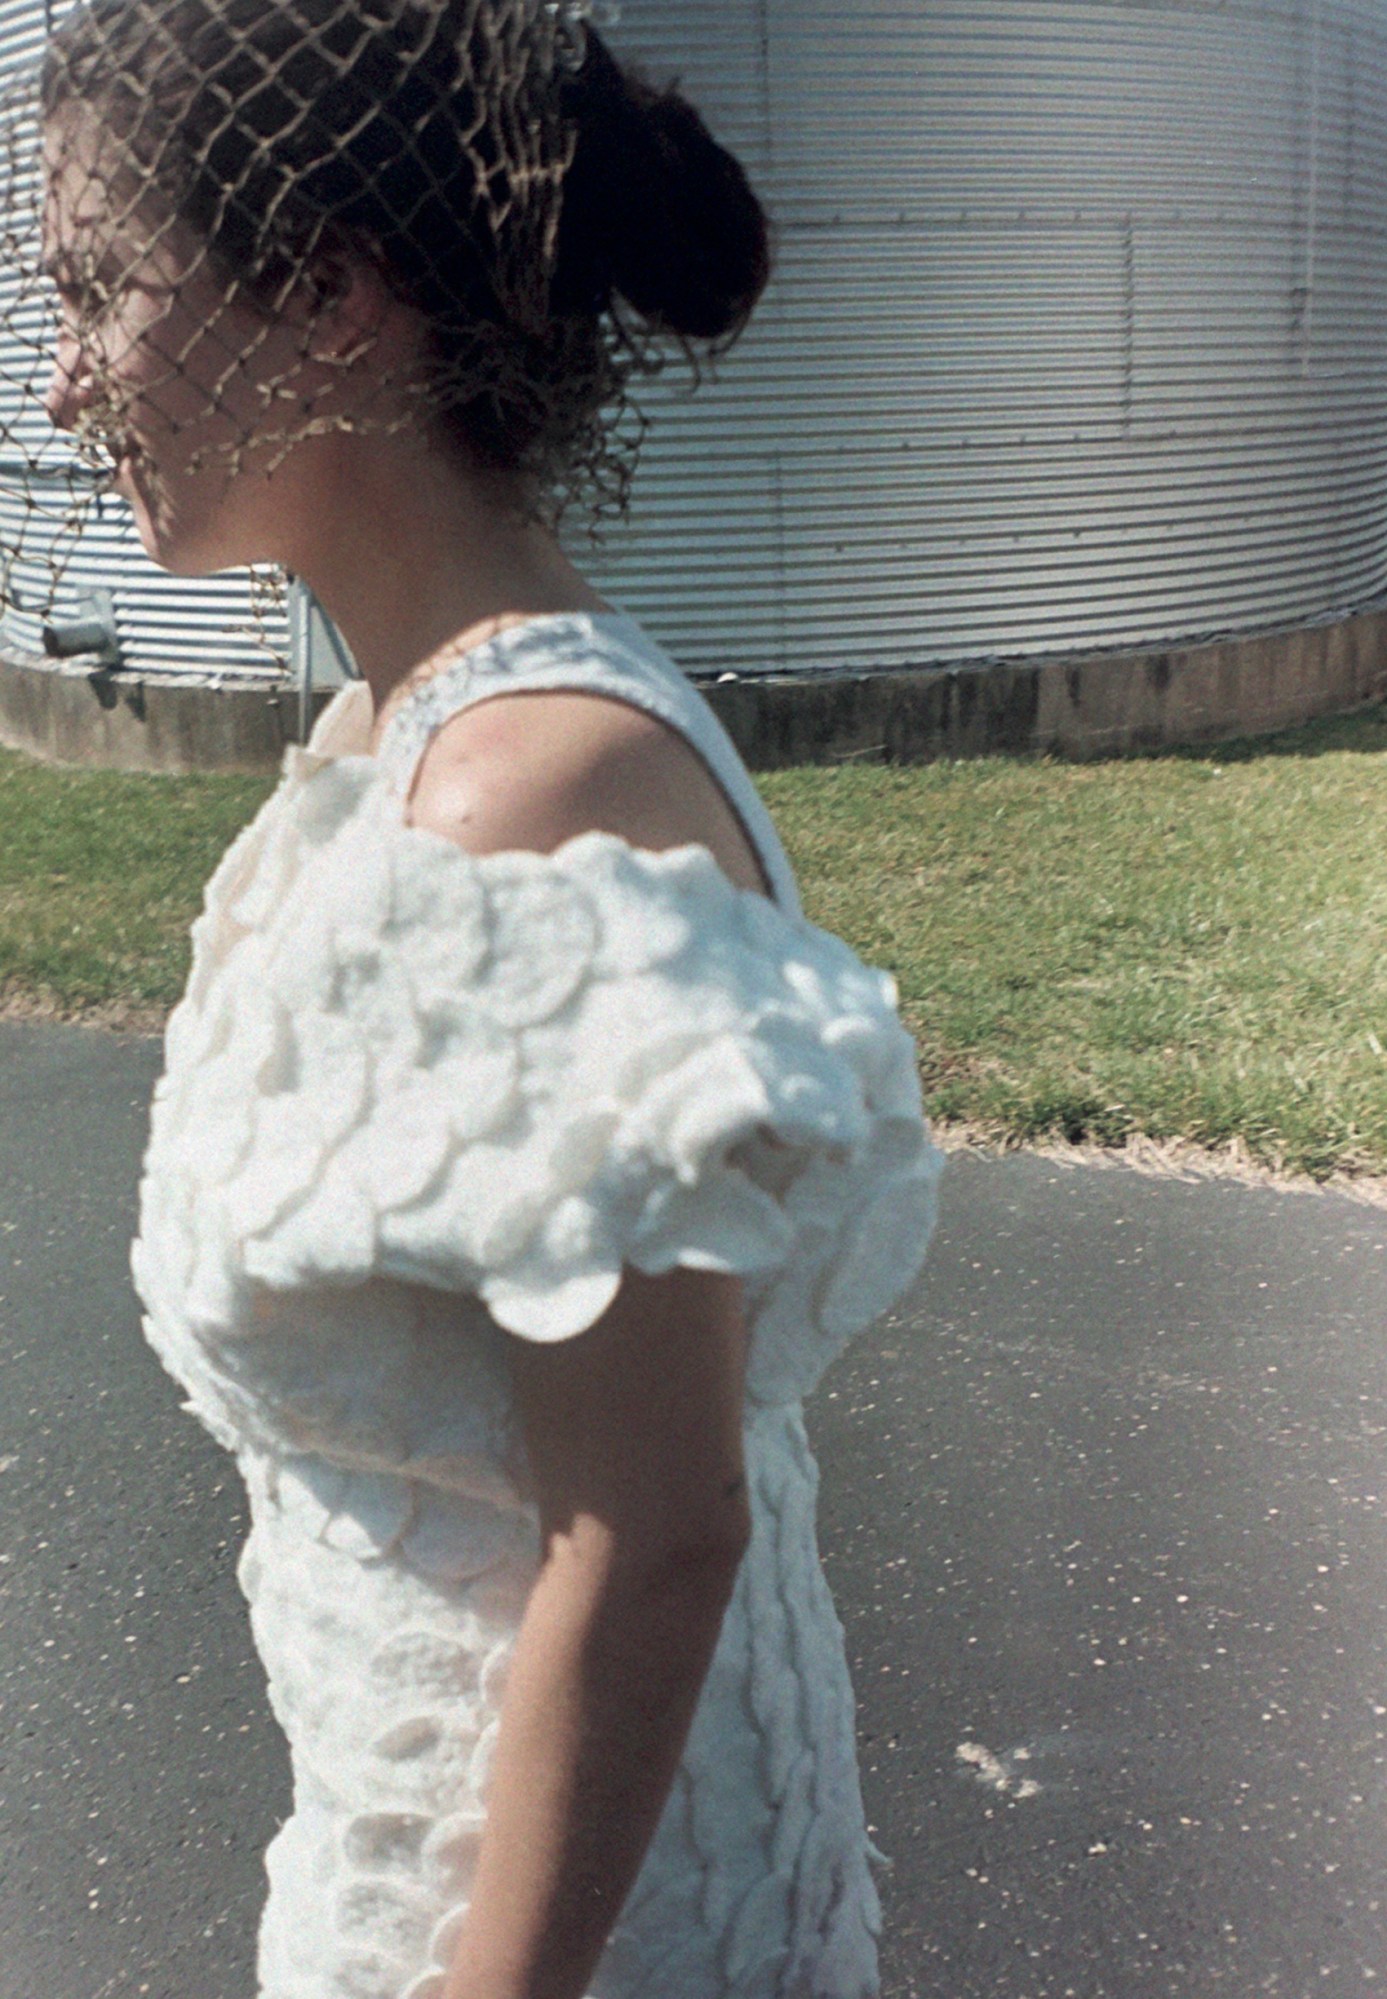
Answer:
373;610;804;919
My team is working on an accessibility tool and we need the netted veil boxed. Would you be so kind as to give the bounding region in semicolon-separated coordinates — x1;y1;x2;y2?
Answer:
0;0;763;632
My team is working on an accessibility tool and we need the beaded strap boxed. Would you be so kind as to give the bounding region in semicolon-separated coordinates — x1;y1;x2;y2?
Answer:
370;609;804;919
373;651;488;801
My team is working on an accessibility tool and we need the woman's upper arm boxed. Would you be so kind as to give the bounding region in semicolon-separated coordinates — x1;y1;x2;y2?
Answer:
507;1265;753;1576
407;695;758;1568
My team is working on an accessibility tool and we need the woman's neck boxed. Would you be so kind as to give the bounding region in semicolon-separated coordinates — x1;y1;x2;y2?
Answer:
273;427;610;721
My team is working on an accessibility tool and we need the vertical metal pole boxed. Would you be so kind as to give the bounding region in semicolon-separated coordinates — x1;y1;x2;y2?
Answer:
1301;0;1323;376
292;577;313;745
1121;213;1136;436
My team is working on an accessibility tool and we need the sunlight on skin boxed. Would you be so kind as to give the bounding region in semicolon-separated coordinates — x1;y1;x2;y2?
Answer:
39;104;414;578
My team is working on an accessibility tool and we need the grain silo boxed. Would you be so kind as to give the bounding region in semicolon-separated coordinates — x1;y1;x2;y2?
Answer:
1;0;1384;726
594;0;1387;676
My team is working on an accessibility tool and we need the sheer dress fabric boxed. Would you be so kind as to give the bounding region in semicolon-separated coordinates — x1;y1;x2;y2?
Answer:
129;611;943;1999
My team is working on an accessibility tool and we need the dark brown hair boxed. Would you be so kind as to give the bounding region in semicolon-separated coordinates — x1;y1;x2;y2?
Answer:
39;0;772;516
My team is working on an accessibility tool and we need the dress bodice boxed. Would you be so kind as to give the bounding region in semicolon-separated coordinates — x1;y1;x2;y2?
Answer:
128;609;943;1999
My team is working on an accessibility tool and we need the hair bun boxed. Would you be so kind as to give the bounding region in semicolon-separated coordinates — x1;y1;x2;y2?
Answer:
555;34;772;344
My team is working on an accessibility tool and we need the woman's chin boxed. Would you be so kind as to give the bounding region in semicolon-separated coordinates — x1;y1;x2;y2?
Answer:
122;482;232;576
127;506;186;572
116;463;166;560
116;441;292;575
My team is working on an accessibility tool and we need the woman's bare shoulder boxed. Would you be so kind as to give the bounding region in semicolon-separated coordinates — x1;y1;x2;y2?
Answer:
405;689;773;897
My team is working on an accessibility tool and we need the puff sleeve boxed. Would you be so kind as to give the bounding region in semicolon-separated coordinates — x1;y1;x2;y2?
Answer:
154;763;941;1406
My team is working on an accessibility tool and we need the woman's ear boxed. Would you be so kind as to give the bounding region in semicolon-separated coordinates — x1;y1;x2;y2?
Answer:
299;251;396;365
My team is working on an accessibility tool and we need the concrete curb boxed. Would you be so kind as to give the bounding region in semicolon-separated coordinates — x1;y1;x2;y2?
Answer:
3;600;1386;774
0;649;335;774
709;601;1387;768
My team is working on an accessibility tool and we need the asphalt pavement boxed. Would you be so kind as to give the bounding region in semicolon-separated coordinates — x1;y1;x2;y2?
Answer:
2;1016;1387;1999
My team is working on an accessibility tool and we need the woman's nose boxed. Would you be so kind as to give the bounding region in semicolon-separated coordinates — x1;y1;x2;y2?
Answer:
43;328;90;432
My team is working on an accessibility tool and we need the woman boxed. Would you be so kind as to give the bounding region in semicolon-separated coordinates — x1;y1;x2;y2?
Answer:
37;1;942;1994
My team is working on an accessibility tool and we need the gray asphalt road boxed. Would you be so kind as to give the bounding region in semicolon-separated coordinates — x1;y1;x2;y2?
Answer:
2;1018;1387;1999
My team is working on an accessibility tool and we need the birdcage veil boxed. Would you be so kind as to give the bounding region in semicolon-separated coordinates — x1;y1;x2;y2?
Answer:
0;0;770;641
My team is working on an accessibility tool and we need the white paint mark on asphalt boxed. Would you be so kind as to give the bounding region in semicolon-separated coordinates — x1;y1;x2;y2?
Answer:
956;1740;1042;1799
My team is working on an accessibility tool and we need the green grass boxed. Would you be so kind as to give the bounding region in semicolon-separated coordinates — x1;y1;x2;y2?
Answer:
4;707;1387;1178
763;707;1387;1180
0;753;273;1024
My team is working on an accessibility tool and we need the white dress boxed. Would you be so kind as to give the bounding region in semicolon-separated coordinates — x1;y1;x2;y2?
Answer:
129;610;943;1999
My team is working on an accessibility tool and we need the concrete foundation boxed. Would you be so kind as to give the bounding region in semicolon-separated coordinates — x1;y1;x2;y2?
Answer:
709;602;1387;769
2;602;1387;775
0;651;334;775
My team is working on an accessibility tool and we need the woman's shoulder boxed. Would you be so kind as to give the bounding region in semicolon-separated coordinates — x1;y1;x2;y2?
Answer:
405;683;775;901
153;752;938;1377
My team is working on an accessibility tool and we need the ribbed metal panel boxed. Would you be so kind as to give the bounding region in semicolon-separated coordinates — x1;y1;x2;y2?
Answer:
71;523;290;678
0;0;42;87
0;0;67;486
0;474;291;673
0;0;290;677
6;2;1385;683
588;0;1387;672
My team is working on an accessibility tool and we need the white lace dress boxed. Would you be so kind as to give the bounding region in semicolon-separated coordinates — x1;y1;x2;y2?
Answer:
130;611;943;1999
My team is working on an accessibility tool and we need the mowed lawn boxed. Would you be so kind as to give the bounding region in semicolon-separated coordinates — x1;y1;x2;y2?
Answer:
0;754;272;1030
3;704;1387;1179
764;707;1387;1180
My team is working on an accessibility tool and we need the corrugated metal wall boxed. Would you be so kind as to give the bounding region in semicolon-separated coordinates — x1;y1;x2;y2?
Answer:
0;0;290;676
0;493;292;677
3;1;1384;681
588;0;1387;673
